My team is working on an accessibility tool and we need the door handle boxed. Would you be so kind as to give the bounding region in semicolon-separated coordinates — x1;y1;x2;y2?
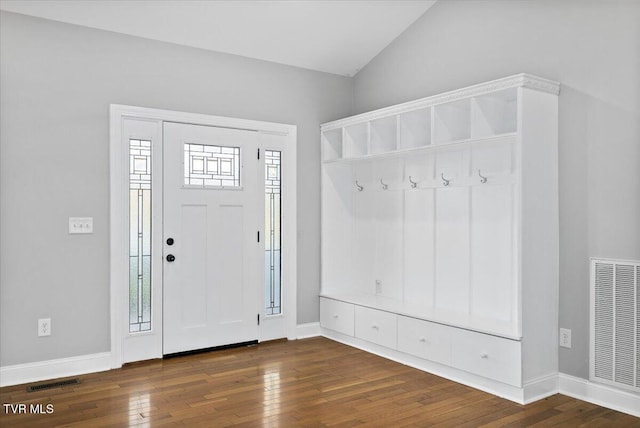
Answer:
166;254;176;262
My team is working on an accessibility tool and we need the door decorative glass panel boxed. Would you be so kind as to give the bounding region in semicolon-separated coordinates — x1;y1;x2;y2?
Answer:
184;143;240;188
129;139;152;332
265;150;282;315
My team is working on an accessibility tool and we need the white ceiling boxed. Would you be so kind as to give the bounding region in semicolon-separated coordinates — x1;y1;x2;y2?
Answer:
0;0;436;77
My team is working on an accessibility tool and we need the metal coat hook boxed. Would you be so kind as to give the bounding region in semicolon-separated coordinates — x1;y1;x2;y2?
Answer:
380;179;388;190
408;176;418;188
355;180;364;192
478;169;487;184
441;173;450;186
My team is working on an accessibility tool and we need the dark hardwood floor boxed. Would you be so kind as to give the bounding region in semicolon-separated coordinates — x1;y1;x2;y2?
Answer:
1;337;638;427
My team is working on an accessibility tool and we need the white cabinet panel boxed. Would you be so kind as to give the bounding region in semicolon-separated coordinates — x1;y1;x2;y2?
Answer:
397;316;451;365
405;153;435;184
470;141;514;178
436;149;466;183
355;306;397;349
470;184;515;322
352;189;375;294
435;186;470;313
452;329;521;387
320;298;355;336
404;188;435;308
321;164;353;290
374;190;404;300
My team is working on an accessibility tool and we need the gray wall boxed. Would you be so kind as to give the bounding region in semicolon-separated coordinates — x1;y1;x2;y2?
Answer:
353;0;640;378
0;11;352;366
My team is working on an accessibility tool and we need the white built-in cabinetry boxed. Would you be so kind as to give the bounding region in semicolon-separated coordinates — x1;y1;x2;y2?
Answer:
320;74;560;404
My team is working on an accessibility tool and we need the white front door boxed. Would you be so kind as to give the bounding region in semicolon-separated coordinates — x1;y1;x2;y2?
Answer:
163;122;261;355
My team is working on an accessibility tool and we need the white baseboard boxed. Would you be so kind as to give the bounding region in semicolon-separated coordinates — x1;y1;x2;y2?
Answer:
0;352;112;387
558;373;640;418
0;324;321;388
296;322;321;339
523;373;559;404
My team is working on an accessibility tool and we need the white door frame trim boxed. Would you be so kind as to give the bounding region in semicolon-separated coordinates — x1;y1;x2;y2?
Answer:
109;104;297;368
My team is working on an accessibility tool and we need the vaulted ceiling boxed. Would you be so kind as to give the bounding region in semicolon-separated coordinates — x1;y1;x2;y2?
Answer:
0;0;436;76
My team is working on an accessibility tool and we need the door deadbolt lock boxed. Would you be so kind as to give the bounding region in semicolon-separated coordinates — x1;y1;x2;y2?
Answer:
166;237;174;246
166;254;176;262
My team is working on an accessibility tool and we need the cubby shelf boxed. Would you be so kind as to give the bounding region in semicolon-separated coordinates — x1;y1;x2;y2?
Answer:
322;132;518;165
321;73;557;163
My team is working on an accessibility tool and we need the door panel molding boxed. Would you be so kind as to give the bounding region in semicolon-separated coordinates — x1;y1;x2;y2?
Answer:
110;105;297;367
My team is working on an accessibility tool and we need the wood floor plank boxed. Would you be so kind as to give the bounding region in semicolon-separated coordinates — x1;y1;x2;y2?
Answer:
1;337;638;427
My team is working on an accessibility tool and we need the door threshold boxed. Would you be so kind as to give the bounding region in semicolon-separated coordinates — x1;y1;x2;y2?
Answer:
163;340;258;359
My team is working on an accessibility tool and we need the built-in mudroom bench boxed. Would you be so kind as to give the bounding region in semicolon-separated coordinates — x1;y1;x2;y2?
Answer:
319;74;560;404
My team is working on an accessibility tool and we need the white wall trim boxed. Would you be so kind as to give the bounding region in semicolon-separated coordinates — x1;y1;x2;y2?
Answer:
296;322;321;339
558;373;640;418
522;373;559;404
0;352;112;387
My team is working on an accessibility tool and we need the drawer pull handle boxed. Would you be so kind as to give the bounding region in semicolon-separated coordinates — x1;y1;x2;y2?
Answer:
371;324;379;330
480;353;489;359
419;337;427;343
332;314;339;319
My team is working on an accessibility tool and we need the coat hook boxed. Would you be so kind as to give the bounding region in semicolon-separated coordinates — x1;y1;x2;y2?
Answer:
478;169;487;184
441;173;450;186
355;180;363;192
380;179;388;190
408;176;418;188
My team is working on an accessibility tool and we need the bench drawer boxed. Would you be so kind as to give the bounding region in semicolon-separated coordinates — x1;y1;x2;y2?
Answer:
320;298;354;336
451;328;521;386
355;306;397;349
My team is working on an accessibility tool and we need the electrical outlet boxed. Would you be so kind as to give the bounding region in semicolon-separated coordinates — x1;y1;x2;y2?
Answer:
38;318;51;337
559;328;571;348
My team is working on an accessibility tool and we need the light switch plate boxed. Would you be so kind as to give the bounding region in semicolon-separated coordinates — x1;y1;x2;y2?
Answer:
69;217;93;234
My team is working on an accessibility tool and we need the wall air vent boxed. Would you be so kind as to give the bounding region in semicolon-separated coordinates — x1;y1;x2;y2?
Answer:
590;258;639;392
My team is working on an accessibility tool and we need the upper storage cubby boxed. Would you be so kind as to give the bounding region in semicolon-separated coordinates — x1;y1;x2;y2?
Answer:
471;88;517;139
433;99;471;144
399;108;431;150
321;74;560;163
370;116;398;154
322;128;343;162
344;122;368;158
